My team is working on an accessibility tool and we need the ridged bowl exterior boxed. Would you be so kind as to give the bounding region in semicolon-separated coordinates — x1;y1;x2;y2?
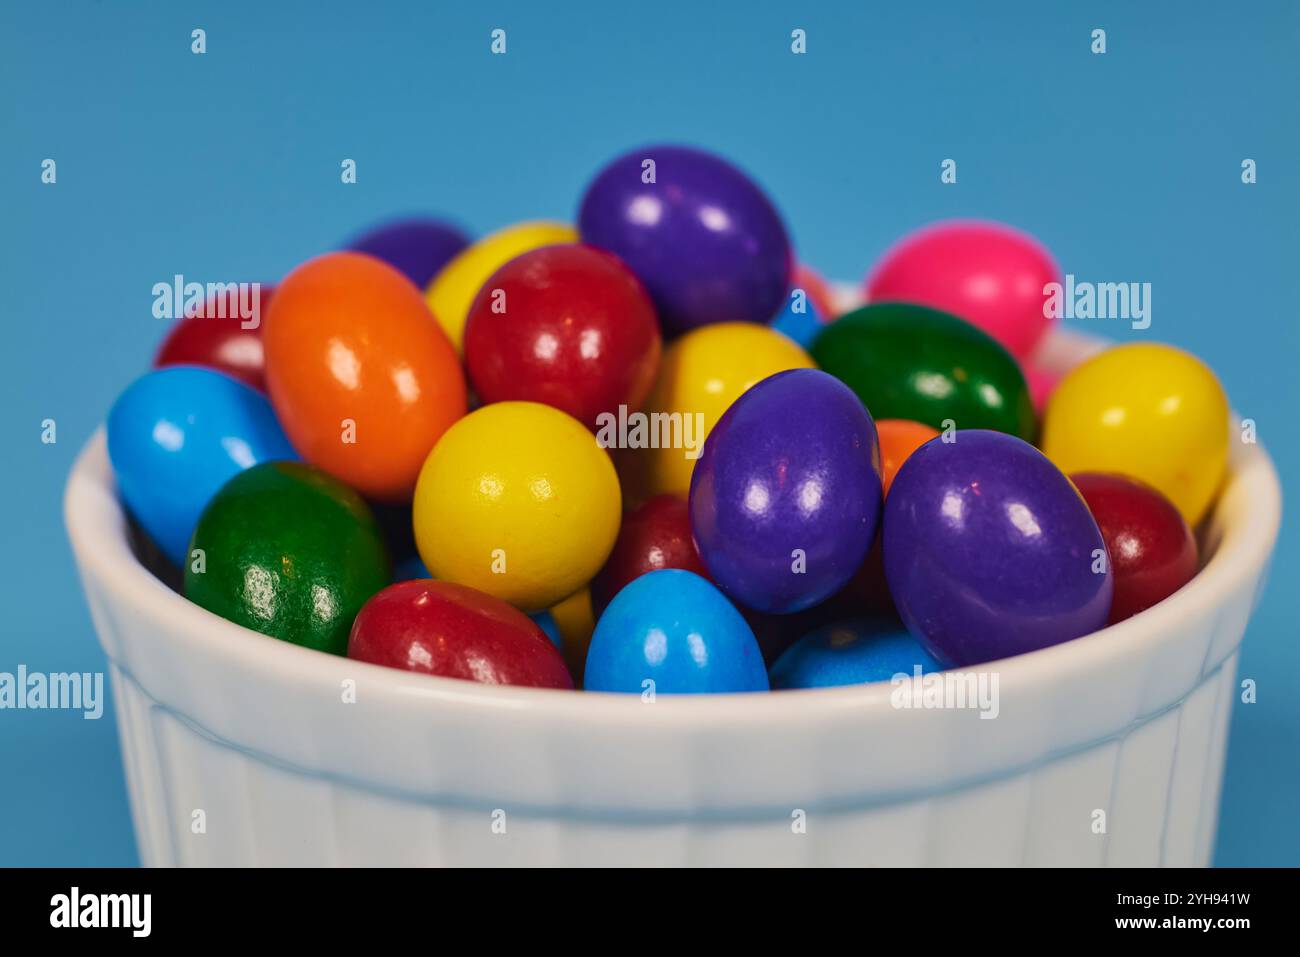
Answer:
66;328;1281;867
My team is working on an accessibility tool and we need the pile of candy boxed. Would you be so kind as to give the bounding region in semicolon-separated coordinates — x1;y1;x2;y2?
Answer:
108;145;1229;694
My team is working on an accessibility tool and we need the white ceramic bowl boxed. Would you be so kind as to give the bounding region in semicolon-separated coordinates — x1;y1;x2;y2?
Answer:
65;328;1281;867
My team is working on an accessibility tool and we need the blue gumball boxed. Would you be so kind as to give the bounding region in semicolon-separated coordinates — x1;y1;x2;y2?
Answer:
770;617;943;690
770;288;823;349
107;366;297;566
530;611;565;652
585;569;768;694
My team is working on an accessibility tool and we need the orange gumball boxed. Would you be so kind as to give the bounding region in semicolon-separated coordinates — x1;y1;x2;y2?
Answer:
877;419;941;496
264;252;467;502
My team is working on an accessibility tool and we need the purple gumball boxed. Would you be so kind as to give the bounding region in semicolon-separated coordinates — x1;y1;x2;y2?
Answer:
347;217;469;290
690;369;882;615
884;430;1113;667
578;145;792;336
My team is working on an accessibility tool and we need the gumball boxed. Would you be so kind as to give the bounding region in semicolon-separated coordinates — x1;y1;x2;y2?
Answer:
1071;473;1198;624
578;145;792;335
742;589;863;666
107;366;297;566
770;286;824;349
585;570;767;694
413;402;621;611
812;303;1035;440
1024;362;1059;415
153;285;272;390
866;220;1060;359
691;368;883;614
590;495;709;616
771;617;943;690
549;588;596;683
264;252;467;502
347;217;469;289
348;580;572;689
1041;343;1229;525
622;322;814;502
877;419;941;496
426;220;577;353
884;430;1112;666
529;610;566;652
793;264;838;322
463;244;661;430
185;462;391;655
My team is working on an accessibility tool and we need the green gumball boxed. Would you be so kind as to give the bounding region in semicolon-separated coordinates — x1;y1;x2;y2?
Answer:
812;303;1036;440
185;462;391;654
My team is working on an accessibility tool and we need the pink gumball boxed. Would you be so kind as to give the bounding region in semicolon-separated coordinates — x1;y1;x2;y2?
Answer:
1023;363;1060;415
866;220;1061;359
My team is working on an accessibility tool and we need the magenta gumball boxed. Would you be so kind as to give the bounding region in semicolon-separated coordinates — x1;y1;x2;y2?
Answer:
578;145;792;336
884;430;1112;667
866;220;1060;359
690;369;882;615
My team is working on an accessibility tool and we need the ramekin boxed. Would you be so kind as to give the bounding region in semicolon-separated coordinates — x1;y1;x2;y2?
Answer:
65;328;1281;866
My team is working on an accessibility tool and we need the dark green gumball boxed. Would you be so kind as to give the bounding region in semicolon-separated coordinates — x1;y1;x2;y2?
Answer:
811;303;1036;440
185;462;392;655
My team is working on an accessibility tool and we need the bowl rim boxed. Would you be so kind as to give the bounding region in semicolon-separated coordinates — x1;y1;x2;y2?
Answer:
64;329;1283;725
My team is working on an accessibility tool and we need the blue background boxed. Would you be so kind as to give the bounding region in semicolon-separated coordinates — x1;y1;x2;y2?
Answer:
2;1;1296;865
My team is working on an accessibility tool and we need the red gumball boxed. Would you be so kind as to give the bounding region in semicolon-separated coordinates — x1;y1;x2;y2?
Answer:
348;580;573;689
866;220;1060;359
590;495;710;616
153;285;273;390
463;244;662;430
1072;473;1199;624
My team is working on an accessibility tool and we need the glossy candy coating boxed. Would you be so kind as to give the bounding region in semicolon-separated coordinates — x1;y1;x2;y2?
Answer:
877;419;941;496
812;303;1035;440
348;580;572;688
264;251;467;502
621;322;814;502
412;402;621;612
1072;472;1198;624
590;494;709;616
464;243;661;430
107;366;297;567
185;462;391;655
884;430;1112;666
584;570;768;694
425;220;577;354
770;617;943;690
691;368;883;614
770;286;824;349
153;285;273;391
1041;343;1229;526
347;217;469;290
578;145;792;335
866;220;1060;359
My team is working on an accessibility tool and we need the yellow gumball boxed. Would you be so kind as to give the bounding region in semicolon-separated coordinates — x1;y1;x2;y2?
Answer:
425;220;577;354
1041;342;1229;525
620;322;815;502
548;588;596;683
413;402;621;611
